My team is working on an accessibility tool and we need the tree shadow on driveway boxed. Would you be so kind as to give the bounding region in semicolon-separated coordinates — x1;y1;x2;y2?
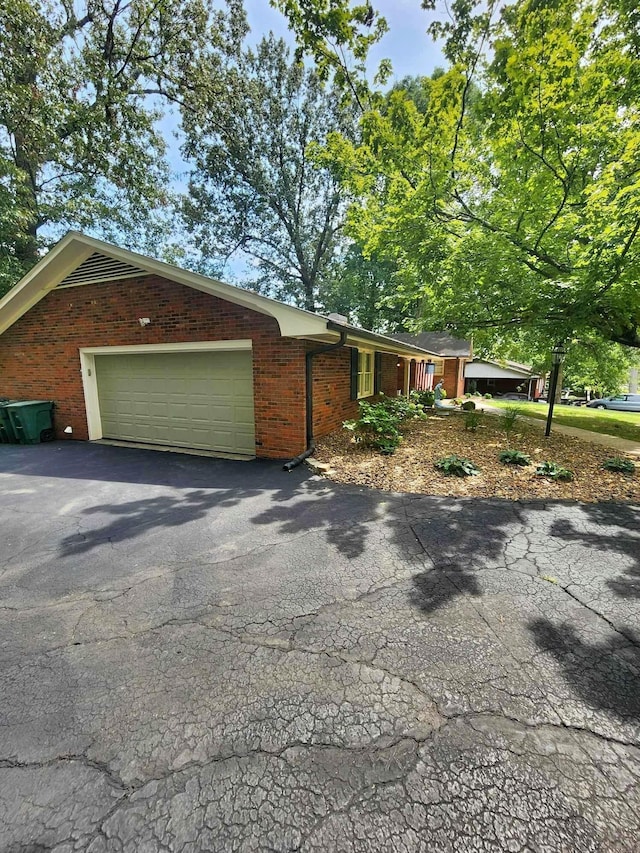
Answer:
529;618;640;722
401;497;640;724
58;488;263;556
548;502;640;600
526;502;640;722
406;499;527;614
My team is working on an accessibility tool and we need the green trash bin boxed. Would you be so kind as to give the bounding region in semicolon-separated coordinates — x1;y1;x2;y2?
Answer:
0;401;17;443
5;400;55;445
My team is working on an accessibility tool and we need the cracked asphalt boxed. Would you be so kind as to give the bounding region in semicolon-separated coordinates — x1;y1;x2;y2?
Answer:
0;442;639;852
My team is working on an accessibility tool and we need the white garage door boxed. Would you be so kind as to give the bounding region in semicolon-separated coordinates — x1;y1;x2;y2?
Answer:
94;350;255;455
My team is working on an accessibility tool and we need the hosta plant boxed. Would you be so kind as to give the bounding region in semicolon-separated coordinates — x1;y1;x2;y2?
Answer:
434;455;480;477
499;450;531;466
602;457;635;474
535;461;574;481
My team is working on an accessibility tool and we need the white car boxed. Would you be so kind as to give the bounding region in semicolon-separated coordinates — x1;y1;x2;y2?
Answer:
586;394;640;412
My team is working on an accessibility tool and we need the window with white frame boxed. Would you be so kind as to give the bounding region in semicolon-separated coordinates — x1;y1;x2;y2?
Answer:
357;350;374;398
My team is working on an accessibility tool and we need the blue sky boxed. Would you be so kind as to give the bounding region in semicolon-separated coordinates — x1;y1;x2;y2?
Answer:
244;0;445;82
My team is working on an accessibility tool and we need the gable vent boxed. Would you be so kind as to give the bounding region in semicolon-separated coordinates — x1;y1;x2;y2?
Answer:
57;252;147;288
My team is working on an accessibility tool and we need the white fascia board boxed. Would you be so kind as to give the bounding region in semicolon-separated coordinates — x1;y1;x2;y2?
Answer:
293;330;441;359
64;234;332;338
465;362;533;379
0;235;95;335
344;334;437;358
0;231;330;340
0;232;443;350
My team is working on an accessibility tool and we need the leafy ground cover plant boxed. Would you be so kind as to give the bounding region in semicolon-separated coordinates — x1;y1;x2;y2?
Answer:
499;449;531;466
344;401;402;453
461;400;476;411
483;393;492;399
602;457;635;474
535;461;574;481
434;455;480;476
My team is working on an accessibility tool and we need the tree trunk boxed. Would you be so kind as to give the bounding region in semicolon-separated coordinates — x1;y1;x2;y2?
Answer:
13;220;40;269
302;275;316;313
12;100;41;268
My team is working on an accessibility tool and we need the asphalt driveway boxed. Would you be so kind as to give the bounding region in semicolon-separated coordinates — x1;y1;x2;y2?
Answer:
0;442;639;852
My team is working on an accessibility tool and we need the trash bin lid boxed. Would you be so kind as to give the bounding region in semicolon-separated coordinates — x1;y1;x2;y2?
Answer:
4;400;54;407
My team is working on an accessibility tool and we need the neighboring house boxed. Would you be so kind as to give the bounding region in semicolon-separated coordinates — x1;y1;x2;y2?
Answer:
388;332;472;399
0;232;437;461
464;358;544;398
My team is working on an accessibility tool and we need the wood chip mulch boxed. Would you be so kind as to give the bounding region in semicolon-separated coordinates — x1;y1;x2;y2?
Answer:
313;410;640;503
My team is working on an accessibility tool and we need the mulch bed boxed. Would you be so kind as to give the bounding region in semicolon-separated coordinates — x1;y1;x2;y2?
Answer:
314;410;640;503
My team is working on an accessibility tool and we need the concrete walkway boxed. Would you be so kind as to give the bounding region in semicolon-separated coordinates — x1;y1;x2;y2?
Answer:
478;402;640;458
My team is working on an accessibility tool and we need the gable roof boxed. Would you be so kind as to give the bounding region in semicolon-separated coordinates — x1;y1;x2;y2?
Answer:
0;232;436;360
388;331;472;358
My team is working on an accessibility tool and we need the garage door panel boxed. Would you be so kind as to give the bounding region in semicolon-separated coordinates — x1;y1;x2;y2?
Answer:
95;350;256;455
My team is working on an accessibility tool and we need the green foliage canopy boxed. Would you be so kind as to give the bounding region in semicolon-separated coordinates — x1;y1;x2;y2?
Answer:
0;0;245;293
182;35;356;311
280;0;640;350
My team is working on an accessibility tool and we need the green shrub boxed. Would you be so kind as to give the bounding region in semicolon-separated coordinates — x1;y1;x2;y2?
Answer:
343;395;426;455
381;394;427;422
535;461;574;481
500;404;522;436
602;456;635;474
483;393;492;399
434;455;481;476
461;400;476;411
499;449;531;466
464;410;482;432
410;389;435;408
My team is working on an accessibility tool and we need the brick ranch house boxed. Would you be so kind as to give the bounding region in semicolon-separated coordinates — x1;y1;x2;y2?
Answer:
389;331;472;399
0;233;447;462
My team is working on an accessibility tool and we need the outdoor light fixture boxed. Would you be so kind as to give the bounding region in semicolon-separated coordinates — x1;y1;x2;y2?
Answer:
545;343;567;437
138;317;151;327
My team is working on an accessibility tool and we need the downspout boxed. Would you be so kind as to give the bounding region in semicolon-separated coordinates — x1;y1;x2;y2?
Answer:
283;326;349;471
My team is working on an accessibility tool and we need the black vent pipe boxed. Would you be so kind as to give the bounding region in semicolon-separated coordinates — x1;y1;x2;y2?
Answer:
283;327;349;471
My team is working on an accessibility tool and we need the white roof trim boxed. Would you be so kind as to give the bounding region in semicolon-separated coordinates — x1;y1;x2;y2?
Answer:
465;359;538;379
0;232;436;358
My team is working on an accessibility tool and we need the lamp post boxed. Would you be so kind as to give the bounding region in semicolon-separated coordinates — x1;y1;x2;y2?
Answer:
544;343;566;437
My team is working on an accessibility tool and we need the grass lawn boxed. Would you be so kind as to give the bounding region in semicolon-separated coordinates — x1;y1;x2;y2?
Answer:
485;398;640;443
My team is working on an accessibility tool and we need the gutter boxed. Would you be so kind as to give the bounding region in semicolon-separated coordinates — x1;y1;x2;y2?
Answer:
326;320;439;358
283;327;349;472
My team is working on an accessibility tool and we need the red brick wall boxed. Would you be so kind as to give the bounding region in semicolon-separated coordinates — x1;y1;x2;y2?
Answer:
311;348;398;439
443;358;466;398
0;275;307;459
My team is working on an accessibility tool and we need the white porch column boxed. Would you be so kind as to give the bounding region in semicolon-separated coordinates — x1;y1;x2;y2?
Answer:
403;358;412;397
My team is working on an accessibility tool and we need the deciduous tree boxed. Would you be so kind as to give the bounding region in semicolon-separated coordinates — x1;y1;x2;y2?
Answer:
181;35;356;311
0;0;245;292
278;0;640;349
